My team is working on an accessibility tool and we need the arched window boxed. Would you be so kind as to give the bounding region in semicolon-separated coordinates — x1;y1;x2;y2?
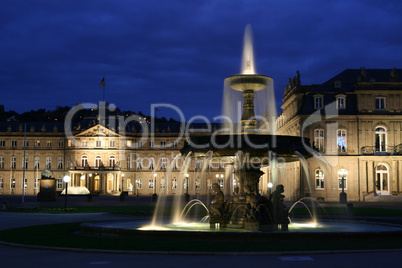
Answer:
136;157;142;170
375;127;387;152
337;129;347;153
315;169;324;189
81;155;88;167
109;155;116;167
314;129;324;152
95;155;102;168
376;164;389;195
149;157;155;170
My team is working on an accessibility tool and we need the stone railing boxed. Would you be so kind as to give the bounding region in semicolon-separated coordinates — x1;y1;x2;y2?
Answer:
361;145;402;155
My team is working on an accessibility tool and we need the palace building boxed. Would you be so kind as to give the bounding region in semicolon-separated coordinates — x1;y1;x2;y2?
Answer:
1;68;402;202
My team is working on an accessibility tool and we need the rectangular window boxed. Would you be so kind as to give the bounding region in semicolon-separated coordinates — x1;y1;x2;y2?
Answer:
314;96;323;109
11;140;17;147
315;169;325;189
24;141;29;147
336;97;345;109
10;178;15;189
338;169;348;190
148;178;154;189
314;129;325;152
337;129;347;153
23;178;27;189
137;141;143;148
34;157;40;169
34;178;39;189
160;141;166;148
127;157;132;169
58;140;64;148
149;141;154;148
57;157;63;170
160;178;166;189
375;97;386;110
11;157;16;170
136;158;142;170
149;158;155;170
136;179;142;189
46;141;52;148
81;140;88;147
126;140;132;148
172;141;178;148
35;140;41;147
46;157;51;169
68;140;72;147
109;140;116;147
218;179;224;189
0;178;3;189
0;140;5;147
22;157;28;169
96;140;102;147
160;158;167;170
0;157;4;169
172;178;177;189
57;179;63;189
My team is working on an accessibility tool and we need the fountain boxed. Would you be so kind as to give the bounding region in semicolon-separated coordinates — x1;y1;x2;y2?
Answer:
80;26;402;242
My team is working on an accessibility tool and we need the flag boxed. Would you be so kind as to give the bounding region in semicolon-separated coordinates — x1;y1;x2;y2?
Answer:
100;77;105;87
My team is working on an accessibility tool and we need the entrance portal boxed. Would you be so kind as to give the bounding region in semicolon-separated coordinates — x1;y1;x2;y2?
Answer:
376;164;389;195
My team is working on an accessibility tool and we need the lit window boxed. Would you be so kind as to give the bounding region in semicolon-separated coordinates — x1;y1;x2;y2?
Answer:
35;140;41;147
149;157;155;170
34;178;39;189
315;169;324;189
195;179;201;189
337;129;347;153
314;96;323;109
22;157;28;169
338;169;348;190
0;157;4;169
136;158;142;170
0;178;4;189
23;178;27;189
10;178;15;189
172;178;177;189
375;97;386;110
314;129;324;152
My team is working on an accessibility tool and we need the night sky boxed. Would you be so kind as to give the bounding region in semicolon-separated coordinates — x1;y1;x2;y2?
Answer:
1;0;402;121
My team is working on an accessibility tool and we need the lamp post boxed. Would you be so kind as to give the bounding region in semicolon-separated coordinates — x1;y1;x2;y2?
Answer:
121;173;125;192
63;175;71;212
152;173;158;202
268;182;273;197
184;173;190;202
339;169;347;204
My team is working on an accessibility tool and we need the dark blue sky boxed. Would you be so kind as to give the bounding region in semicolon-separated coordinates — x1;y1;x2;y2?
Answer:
1;0;402;121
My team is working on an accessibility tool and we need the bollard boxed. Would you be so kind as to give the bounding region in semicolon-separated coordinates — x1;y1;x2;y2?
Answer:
346;202;353;217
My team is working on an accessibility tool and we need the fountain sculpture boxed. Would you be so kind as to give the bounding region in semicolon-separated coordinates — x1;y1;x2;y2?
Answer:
179;25;309;231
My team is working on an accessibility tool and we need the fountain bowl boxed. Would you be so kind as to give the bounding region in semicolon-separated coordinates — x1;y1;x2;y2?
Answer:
225;74;272;92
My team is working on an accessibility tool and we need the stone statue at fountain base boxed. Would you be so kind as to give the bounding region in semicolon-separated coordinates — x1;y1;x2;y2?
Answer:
270;184;289;231
209;183;226;229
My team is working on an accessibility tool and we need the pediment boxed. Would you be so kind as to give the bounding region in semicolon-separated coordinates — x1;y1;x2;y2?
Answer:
75;124;120;138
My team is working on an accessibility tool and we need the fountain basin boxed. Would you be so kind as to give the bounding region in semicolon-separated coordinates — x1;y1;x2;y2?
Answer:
225;74;272;91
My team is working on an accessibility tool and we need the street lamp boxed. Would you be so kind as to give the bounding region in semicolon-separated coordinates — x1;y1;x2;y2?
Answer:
121;173;125;192
152;173;158;202
184;173;190;202
339;169;347;204
268;182;273;197
63;175;71;212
